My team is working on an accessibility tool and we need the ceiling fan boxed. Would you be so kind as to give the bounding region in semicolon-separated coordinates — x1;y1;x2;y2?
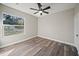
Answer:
30;3;51;15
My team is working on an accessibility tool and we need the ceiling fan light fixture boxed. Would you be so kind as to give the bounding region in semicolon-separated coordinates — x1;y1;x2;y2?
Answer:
39;11;42;13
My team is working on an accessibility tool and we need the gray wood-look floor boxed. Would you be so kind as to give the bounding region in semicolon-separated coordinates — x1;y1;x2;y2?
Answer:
0;37;78;56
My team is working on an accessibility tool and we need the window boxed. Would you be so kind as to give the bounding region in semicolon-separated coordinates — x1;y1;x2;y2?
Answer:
2;13;24;36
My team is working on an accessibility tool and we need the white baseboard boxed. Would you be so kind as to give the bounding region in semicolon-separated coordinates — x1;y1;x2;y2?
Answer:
37;35;76;47
0;36;36;48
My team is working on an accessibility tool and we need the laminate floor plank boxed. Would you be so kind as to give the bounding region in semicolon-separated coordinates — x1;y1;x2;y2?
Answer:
0;37;78;56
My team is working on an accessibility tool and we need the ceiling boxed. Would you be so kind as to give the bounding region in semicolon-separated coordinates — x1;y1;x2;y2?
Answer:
2;3;77;18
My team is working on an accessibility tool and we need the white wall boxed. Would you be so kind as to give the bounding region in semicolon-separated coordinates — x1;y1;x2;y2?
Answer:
0;4;38;47
38;8;74;44
74;4;79;54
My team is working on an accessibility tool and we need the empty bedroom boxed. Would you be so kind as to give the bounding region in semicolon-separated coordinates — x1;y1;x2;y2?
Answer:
0;3;79;56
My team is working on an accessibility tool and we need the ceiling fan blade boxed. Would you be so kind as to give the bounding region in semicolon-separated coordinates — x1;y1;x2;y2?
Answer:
43;6;50;10
37;3;42;9
30;8;38;11
42;10;49;14
34;12;39;14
